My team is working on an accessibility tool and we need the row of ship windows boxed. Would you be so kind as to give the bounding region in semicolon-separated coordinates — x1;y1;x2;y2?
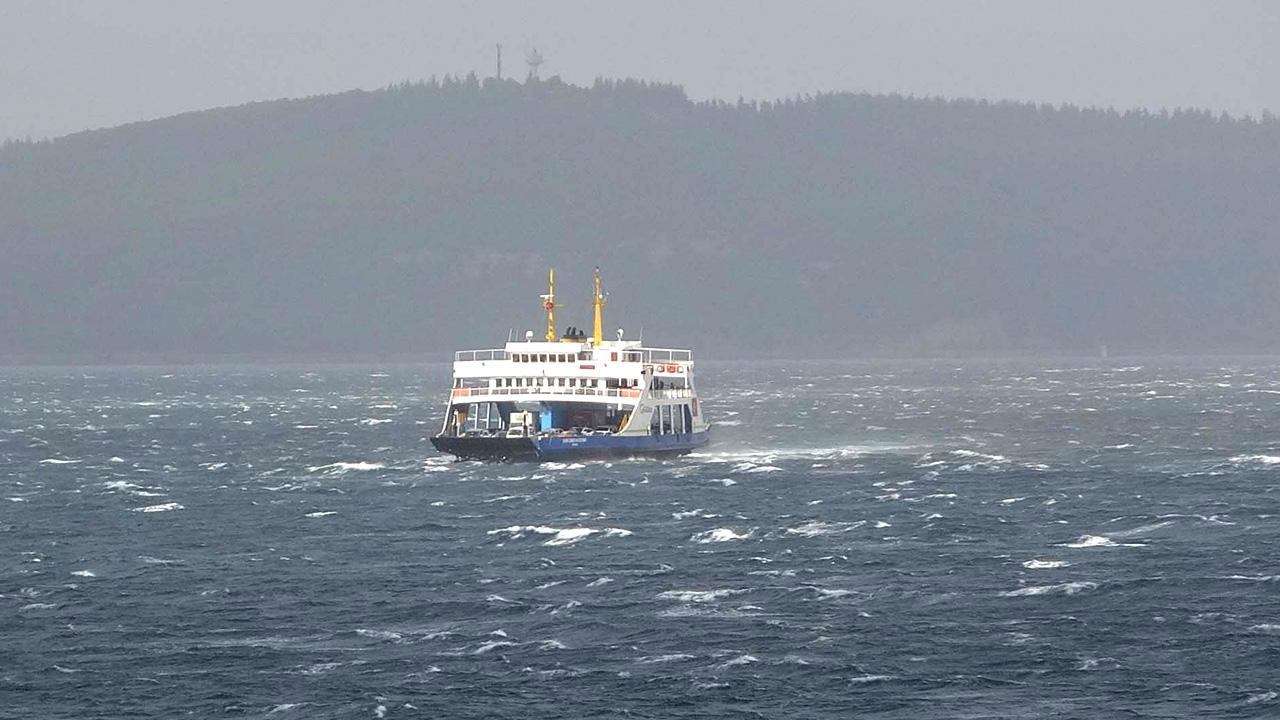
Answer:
454;377;643;389
510;351;644;363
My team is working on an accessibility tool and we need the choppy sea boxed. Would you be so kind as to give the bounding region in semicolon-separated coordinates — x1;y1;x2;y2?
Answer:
3;359;1279;718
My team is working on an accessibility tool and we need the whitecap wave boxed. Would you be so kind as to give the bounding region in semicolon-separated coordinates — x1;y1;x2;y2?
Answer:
1023;559;1071;569
716;654;759;669
132;502;184;513
784;520;859;537
690;528;752;543
307;461;385;473
487;525;632;546
1000;581;1097;597
848;674;896;684
355;628;404;642
637;653;696;664
1229;454;1280;466
1060;534;1145;549
657;589;746;603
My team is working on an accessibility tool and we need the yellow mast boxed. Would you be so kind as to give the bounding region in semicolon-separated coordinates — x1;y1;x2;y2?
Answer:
592;266;606;344
541;267;558;342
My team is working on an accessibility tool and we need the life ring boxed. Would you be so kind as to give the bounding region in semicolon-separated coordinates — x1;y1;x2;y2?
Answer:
666;364;678;373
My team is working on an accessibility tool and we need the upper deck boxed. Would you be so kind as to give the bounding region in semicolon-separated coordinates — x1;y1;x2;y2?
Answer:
452;340;694;379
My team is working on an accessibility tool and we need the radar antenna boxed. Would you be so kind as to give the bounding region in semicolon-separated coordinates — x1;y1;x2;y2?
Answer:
525;48;544;80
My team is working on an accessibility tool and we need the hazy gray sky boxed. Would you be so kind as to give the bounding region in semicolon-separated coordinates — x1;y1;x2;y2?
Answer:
3;0;1276;140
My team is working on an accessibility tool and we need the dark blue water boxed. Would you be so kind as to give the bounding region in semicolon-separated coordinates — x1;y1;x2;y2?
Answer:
3;360;1279;718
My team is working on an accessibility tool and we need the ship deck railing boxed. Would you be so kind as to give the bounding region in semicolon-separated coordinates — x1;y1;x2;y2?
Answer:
452;386;644;400
453;347;693;363
647;388;695;399
639;347;693;363
455;349;508;362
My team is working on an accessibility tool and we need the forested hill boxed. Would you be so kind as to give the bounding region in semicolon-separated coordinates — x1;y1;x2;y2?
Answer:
2;75;1277;362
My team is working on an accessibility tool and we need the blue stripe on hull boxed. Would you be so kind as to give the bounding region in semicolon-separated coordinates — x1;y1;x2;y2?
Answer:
534;431;710;459
431;431;710;462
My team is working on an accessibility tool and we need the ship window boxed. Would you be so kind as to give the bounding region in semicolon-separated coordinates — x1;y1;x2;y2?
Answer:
522;354;530;362
591;379;599;388
578;352;590;361
513;355;521;363
557;378;565;386
515;378;522;387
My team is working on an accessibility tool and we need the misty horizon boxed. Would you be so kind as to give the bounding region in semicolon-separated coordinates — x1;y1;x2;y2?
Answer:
4;1;1277;141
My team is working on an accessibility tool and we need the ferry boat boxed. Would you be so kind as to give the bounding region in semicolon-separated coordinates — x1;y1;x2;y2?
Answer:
430;268;710;461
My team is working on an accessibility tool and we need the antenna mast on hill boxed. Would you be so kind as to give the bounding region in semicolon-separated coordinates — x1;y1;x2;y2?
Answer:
495;44;503;80
526;48;544;80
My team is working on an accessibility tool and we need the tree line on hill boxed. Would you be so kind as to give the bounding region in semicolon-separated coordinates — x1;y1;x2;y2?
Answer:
1;75;1277;362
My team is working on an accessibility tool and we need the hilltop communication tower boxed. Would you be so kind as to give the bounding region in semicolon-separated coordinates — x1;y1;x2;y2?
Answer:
526;48;544;80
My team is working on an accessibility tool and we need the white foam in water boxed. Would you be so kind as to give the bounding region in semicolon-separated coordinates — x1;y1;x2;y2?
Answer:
949;449;1007;462
657;589;746;603
38;458;81;465
716;654;759;669
138;555;180;565
1060;534;1145;548
132;502;184;513
784;520;859;537
1229;454;1280;466
307;461;385;473
690;528;752;543
848;674;896;684
70;570;96;577
487;525;632;546
637;654;696;664
472;640;516;654
356;628;404;642
102;480;167;498
1023;560;1071;569
304;511;336;518
1001;581;1098;597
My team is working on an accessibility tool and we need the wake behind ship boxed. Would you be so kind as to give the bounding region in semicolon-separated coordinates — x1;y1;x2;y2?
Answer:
430;268;710;461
